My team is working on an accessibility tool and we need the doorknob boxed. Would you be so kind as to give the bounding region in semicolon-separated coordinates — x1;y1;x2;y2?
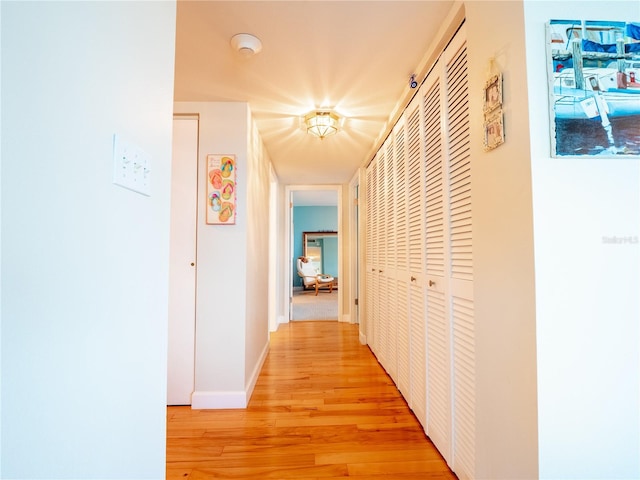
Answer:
428;280;435;287
190;262;195;266
410;276;416;282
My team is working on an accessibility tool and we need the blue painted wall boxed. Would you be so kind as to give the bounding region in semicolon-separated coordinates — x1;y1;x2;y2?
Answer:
322;235;338;276
293;206;337;287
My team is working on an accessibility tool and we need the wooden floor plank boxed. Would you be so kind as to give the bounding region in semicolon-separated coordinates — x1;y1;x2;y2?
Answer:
166;321;455;479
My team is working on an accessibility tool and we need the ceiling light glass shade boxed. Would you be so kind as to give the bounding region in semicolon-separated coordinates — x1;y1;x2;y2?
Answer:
304;111;339;139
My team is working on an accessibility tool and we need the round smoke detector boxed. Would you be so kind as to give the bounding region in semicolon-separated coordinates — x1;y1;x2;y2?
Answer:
230;33;263;57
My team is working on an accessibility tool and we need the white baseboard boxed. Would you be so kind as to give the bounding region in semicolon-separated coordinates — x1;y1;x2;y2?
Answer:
191;390;247;409
191;341;270;410
341;313;351;323
359;329;367;345
277;314;288;325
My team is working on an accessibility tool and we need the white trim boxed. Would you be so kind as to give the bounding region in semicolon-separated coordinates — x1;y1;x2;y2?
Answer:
359;330;367;346
191;391;247;409
350;168;366;339
341;313;351;324
348;169;362;328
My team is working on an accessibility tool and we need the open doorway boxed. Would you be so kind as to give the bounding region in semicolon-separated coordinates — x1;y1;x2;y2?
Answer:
284;186;342;323
293;231;338;320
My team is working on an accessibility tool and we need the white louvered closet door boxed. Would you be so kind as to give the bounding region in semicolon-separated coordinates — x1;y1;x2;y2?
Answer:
422;26;474;475
393;116;411;399
374;149;387;363
383;134;398;382
365;161;376;347
444;30;475;480
406;96;427;428
422;61;451;460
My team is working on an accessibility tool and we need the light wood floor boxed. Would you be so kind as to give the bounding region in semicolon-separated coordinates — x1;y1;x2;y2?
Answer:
167;321;456;479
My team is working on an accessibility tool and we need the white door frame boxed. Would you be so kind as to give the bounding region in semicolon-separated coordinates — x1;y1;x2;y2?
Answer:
282;184;343;324
349;169;364;332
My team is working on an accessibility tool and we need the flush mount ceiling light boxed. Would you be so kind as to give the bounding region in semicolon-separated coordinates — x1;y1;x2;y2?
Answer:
230;33;263;57
304;111;340;140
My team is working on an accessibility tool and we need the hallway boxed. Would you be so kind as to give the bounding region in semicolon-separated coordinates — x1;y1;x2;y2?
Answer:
166;321;455;479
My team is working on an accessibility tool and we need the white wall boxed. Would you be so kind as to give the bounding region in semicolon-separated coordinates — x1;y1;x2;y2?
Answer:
524;2;640;478
0;3;3;472
0;1;3;470
465;2;540;478
274;182;288;327
1;2;176;478
173;102;271;408
245;117;271;389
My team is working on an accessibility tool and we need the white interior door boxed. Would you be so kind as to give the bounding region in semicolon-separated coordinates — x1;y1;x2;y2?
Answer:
167;115;198;405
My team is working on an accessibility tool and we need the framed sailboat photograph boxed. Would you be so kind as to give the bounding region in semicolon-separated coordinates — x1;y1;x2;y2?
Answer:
546;19;640;158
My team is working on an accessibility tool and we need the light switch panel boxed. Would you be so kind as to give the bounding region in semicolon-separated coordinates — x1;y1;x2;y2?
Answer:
113;134;151;196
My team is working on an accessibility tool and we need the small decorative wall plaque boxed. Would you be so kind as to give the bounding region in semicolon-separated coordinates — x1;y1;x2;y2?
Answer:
483;73;505;151
483;109;505;151
483;73;503;113
206;154;236;225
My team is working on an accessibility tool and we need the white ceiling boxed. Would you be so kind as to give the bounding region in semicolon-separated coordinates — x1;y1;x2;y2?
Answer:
174;0;455;185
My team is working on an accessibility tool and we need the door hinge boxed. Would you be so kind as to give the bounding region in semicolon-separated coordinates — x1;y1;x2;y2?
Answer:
355;298;359;306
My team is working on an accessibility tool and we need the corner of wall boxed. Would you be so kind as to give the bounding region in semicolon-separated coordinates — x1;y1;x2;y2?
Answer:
465;1;539;479
191;338;269;410
245;340;269;402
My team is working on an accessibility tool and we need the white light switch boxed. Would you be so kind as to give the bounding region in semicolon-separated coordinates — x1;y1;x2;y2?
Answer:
113;134;151;196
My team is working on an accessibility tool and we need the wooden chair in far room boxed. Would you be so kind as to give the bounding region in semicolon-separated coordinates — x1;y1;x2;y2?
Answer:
296;257;334;295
